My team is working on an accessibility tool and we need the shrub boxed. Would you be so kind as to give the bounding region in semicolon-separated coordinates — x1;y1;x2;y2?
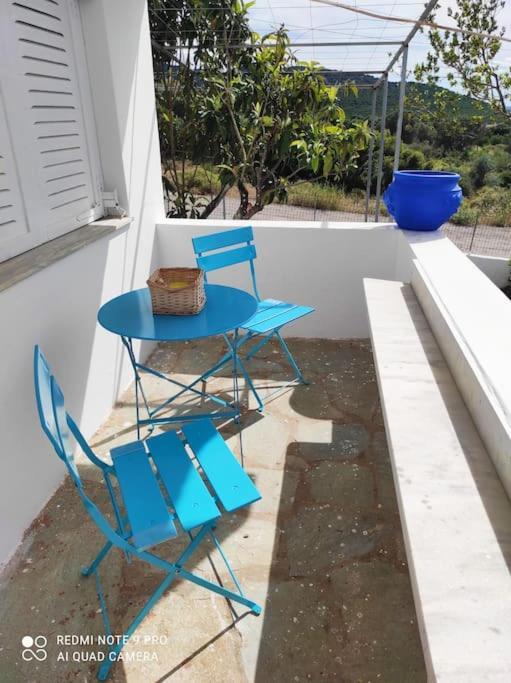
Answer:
278;182;388;216
452;186;511;226
450;202;479;225
470;154;491;189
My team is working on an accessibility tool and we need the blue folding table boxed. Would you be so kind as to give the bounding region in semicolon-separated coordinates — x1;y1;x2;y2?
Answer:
98;284;257;437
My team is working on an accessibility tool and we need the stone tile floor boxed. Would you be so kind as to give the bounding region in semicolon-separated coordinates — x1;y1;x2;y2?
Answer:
0;338;426;682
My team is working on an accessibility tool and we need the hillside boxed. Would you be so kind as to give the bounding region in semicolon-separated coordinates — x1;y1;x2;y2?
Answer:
324;72;489;120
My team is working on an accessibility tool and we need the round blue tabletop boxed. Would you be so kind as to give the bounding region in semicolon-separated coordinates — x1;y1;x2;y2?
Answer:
98;284;257;342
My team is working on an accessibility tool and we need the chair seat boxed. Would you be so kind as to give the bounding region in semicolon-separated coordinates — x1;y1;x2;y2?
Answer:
112;440;179;549
241;298;314;334
183;420;261;512
112;420;260;550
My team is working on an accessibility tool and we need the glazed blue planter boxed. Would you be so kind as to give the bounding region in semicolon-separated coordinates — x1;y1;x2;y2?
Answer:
383;170;463;232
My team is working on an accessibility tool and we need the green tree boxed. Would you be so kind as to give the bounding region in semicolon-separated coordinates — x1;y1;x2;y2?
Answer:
150;1;370;219
404;84;487;151
150;0;252;218
415;0;511;117
202;29;369;218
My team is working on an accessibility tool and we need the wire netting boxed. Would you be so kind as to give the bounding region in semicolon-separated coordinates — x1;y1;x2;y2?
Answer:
443;223;511;258
164;186;510;258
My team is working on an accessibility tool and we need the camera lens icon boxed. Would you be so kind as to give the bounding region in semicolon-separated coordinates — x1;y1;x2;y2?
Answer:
22;635;47;662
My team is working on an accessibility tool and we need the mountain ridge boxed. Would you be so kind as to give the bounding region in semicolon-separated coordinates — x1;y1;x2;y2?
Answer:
321;72;489;120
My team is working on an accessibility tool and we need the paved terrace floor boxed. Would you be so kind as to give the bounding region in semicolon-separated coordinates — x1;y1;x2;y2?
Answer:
0;339;426;682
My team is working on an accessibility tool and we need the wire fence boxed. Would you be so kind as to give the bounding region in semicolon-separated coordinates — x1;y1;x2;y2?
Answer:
442;223;511;258
164;190;511;258
205;195;381;223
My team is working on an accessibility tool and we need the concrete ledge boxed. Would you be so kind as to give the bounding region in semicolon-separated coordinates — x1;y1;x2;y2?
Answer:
364;277;511;682
398;233;511;501
0;217;132;293
158;218;397;231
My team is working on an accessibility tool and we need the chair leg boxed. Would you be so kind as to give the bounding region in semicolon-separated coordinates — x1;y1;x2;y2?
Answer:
209;529;244;596
245;330;274;361
88;521;261;680
243;330;309;411
198;332;254;384
81;540;113;577
94;527;205;680
236;354;264;412
97;569;178;681
178;567;261;615
95;522;260;680
199;347;233;383
274;331;309;384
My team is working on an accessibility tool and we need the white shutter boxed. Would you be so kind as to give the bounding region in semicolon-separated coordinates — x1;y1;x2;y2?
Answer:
0;0;103;261
0;90;37;260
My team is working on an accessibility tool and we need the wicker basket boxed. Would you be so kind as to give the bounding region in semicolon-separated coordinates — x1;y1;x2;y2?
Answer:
147;267;206;315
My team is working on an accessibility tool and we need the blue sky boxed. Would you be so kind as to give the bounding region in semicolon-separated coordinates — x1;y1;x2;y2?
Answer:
247;0;511;85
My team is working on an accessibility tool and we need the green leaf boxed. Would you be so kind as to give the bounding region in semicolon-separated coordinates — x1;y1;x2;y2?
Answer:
216;164;236;179
324;125;340;135
323;152;333;177
327;85;338;103
290;139;307;152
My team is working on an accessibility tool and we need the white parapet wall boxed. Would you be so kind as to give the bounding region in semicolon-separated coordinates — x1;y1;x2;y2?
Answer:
469;254;510;289
396;230;511;501
155;219;399;338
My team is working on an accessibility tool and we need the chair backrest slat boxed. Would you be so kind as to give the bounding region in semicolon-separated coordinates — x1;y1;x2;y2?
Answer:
33;346;61;455
192;226;253;255
51;377;80;484
34;345;131;553
192;226;260;298
196;244;256;274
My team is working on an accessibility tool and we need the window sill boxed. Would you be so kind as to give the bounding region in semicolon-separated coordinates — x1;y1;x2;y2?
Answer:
0;217;133;293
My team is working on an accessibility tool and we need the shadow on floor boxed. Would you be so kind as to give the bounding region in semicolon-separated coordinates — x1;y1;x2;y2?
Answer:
248;339;426;682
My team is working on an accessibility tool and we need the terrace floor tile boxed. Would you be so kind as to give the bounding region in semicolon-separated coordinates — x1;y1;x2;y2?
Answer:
0;338;425;682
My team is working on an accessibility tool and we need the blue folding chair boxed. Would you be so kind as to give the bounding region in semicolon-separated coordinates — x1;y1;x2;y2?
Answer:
34;346;262;681
192;226;314;411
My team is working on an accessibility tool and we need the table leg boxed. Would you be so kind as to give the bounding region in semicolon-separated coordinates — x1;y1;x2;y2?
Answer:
232;329;240;423
121;336;239;434
121;336;153;439
223;331;264;413
223;329;248;465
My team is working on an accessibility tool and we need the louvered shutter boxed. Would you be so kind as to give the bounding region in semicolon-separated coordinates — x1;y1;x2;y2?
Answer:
0;0;103;262
0;92;36;260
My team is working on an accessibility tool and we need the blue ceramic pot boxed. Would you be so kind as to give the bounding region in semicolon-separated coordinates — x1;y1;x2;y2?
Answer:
383;170;463;232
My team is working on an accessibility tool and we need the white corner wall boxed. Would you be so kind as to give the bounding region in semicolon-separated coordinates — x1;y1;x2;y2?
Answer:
0;0;163;568
399;231;511;500
156;220;399;338
469;254;510;289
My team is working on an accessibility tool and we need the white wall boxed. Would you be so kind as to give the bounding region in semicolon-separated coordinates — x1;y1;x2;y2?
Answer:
402;232;511;500
156;220;399;338
469;254;510;288
0;0;163;568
